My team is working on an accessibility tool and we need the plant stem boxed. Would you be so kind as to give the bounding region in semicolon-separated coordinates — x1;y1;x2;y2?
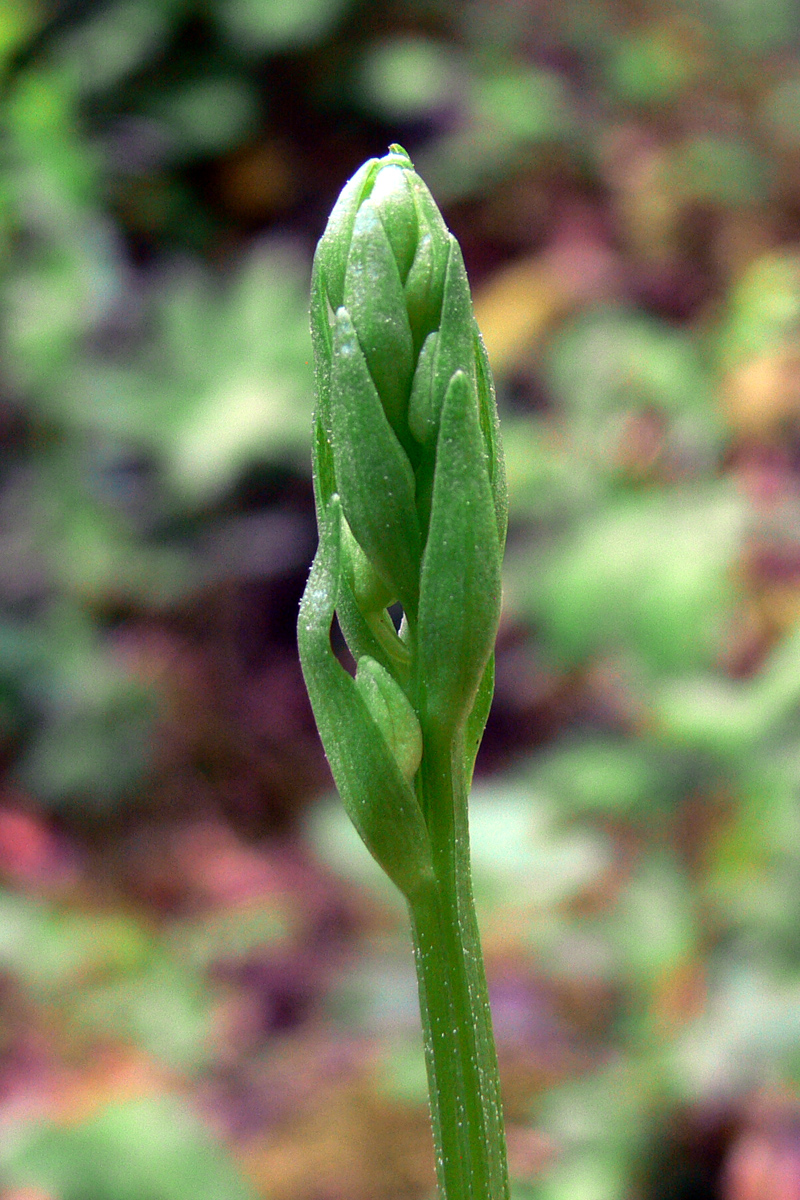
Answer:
408;736;510;1200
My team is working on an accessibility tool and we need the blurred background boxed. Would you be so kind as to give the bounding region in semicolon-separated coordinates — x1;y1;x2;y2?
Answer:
2;0;800;1197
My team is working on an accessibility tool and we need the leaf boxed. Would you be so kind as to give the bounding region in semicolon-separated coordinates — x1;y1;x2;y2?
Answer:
313;156;379;312
418;371;502;739
329;306;421;614
216;0;352;52
297;497;433;898
474;323;508;546
463;654;495;784
428;237;477;438
342;199;414;438
5;1096;256;1200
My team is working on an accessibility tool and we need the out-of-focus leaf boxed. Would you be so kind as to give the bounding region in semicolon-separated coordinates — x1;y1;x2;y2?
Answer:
307;783;609;919
416;66;574;202
21;907;151;993
699;0;798;52
535;1062;646;1200
4;1096;257;1200
326;954;421;1033
473;255;572;374
53;0;173;94
60;243;313;501
149;77;260;158
546;308;712;422
604;20;706;106
673;134;769;208
534;1155;628;1200
760;71;800;151
175;900;291;971
502;416;599;519
0;0;40;68
355;36;462;120
717;251;800;369
468;784;609;913
511;488;746;672
704;755;800;951
78;958;216;1069
612;853;697;992
657;621;800;758
377;1035;428;1104
14;610;158;807
675;966;800;1099
474;68;573;144
216;0;352;52
530;736;665;817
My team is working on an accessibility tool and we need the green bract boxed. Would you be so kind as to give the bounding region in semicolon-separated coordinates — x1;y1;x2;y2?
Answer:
299;146;510;1200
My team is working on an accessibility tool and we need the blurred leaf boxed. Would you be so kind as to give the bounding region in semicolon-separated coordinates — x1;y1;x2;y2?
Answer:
7;67;99;212
604;21;705;106
474;67;573;144
5;1096;257;1200
0;890;151;991
355;35;462;120
216;0;352;52
176;899;291;970
536;1061;646;1199
673;134;768;208
675;966;800;1099
326;954;422;1034
657;620;800;758
534;1154;629;1200
78;958;216;1069
149;77;260;158
61;244;313;502
502;416;598;520
14;609;158;807
699;0;799;51
705;757;800;950
53;0;173;94
468;783;609;913
308;784;609;919
717;251;800;369
545;308;712;423
530;736;665;818
0;0;40;69
537;308;723;486
377;1035;428;1104
416;66;574;202
612;853;697;992
512;488;746;672
760;71;800;151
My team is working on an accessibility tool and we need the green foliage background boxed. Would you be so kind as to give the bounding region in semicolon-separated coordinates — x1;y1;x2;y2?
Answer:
2;1;800;1198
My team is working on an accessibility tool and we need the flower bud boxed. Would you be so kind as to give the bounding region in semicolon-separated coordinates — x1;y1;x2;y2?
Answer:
369;162;418;282
356;656;423;783
306;145;507;785
342;199;414;437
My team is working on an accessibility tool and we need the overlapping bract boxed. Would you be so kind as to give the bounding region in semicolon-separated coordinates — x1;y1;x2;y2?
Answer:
299;146;507;896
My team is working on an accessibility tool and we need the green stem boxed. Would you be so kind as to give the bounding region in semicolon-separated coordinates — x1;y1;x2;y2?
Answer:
408;736;510;1200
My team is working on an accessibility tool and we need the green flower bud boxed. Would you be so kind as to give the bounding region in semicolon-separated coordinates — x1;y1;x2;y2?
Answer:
404;189;451;352
342;200;414;438
356;656;423;783
303;146;507;878
369;162;418;282
329;305;421;614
